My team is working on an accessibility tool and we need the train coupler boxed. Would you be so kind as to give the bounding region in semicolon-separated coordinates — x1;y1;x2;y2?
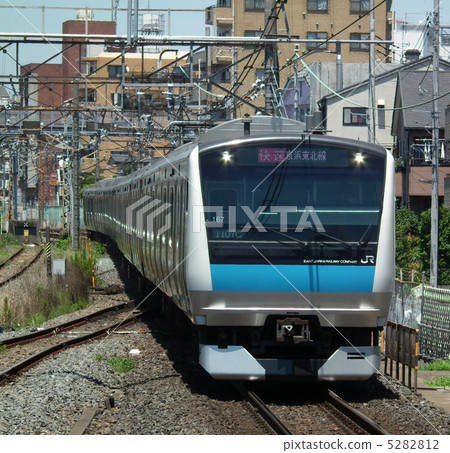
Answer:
276;317;311;344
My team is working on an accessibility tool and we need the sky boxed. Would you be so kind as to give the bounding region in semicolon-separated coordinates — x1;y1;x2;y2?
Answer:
0;0;449;78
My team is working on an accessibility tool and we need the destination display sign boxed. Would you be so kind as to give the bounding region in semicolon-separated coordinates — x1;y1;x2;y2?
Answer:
257;148;328;163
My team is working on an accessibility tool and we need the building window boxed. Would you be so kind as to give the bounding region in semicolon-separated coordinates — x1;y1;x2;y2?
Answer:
343;107;368;125
307;0;328;12
307;32;328;50
441;29;450;46
218;24;232;36
217;0;231;6
245;30;262;37
245;0;265;11
213;68;231;83
83;89;97;103
350;33;369;51
86;61;97;75
112;93;122;105
108;65;123;78
350;0;370;14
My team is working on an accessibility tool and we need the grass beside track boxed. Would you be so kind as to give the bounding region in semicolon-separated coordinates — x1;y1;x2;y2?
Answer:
0;235;106;330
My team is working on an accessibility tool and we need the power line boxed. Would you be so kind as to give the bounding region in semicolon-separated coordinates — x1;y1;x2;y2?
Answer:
300;58;450;112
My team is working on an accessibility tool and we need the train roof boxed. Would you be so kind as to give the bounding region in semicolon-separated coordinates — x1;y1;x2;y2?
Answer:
84;116;387;195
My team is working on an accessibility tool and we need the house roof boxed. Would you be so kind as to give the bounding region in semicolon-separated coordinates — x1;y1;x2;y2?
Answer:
319;56;450;104
393;70;450;130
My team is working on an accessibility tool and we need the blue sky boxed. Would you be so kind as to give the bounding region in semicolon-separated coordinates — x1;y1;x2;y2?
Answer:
0;0;449;76
393;0;450;23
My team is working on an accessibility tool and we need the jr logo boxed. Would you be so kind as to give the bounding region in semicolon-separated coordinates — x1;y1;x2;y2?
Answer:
361;256;375;264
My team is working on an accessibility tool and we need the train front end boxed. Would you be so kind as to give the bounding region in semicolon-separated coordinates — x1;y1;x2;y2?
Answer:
186;120;394;381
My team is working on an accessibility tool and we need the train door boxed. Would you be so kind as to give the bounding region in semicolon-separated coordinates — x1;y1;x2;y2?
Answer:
159;183;169;295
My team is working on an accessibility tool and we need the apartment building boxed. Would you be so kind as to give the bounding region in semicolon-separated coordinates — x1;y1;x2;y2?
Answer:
205;0;393;118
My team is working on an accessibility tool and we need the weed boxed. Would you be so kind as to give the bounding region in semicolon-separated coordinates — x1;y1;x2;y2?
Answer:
71;250;92;276
421;361;450;371
96;354;105;362
91;242;107;257
48;297;90;319
0;233;20;247
424;377;450;387
54;237;71;251
107;356;136;373
1;297;14;326
2;257;91;328
0;343;9;354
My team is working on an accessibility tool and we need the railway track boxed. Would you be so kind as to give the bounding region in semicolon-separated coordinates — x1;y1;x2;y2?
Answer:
0;245;43;288
0;301;142;384
234;382;389;435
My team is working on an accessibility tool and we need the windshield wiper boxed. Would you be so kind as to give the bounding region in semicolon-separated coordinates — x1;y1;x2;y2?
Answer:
236;225;307;248
306;228;354;249
358;224;373;246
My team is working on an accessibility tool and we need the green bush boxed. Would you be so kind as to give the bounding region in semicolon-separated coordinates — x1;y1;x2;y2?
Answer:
0;233;20;247
54;237;71;250
107;356;136;373
418;205;450;285
395;206;421;271
422;360;450;371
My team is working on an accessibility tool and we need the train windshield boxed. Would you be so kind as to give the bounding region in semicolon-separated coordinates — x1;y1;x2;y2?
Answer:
199;142;385;265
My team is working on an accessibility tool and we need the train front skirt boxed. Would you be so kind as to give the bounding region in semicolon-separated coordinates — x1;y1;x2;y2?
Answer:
199;345;381;381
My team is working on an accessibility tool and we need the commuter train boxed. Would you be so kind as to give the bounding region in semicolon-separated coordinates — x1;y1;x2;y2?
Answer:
84;116;395;381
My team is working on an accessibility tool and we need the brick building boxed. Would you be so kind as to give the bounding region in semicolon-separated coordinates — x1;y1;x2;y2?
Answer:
205;0;393;118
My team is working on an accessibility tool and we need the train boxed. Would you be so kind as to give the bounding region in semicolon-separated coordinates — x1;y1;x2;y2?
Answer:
84;115;395;381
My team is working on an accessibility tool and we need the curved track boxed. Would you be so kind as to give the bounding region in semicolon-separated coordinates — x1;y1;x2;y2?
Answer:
0;245;43;287
0;301;142;385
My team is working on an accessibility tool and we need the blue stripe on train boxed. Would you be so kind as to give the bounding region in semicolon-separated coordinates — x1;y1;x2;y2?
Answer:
210;264;375;292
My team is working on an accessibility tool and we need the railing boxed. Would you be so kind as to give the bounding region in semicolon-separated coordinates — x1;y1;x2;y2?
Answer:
390;279;450;361
409;141;446;165
384;321;419;391
419;286;450;361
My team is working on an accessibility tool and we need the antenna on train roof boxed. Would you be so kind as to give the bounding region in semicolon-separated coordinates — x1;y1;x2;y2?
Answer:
242;114;252;135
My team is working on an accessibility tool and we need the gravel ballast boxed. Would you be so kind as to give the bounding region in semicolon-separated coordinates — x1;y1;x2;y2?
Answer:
0;257;449;435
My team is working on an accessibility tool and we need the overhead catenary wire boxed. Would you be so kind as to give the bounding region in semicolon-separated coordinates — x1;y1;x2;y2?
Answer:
300;58;450;111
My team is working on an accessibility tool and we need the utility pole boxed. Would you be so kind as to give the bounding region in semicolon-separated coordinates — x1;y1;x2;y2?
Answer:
293;47;299;121
430;0;440;287
368;0;376;143
336;42;343;92
72;78;80;251
127;0;139;46
264;0;279;115
10;143;18;220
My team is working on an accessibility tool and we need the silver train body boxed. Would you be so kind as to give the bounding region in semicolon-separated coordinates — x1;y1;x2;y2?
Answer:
84;116;395;381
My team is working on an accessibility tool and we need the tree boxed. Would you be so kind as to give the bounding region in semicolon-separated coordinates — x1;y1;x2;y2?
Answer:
419;205;450;285
79;173;98;196
395;206;421;270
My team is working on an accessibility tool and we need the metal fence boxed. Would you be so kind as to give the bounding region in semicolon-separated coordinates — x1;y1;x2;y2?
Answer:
390;277;450;360
419;287;450;360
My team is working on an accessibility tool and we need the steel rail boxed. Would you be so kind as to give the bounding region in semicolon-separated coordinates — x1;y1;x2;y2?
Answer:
232;382;293;435
0;312;142;384
0;246;24;269
0;301;135;347
327;389;390;435
0;247;43;288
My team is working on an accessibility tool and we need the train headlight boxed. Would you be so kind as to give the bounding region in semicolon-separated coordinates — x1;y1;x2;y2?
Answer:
354;153;365;165
222;151;232;163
